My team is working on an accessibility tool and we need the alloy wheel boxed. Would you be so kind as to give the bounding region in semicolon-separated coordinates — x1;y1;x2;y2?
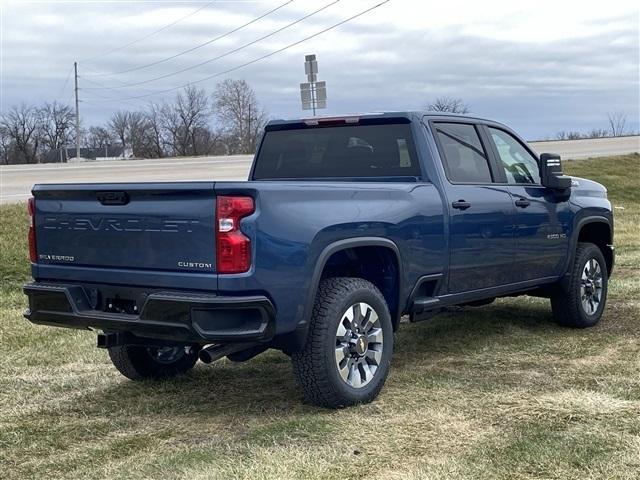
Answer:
580;258;603;315
334;302;384;388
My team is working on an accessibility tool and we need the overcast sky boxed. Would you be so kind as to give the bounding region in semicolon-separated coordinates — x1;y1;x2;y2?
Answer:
1;0;638;139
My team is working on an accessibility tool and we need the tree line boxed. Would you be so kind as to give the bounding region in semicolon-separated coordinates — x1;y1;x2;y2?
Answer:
426;97;634;140
2;92;633;164
553;112;630;140
0;79;267;164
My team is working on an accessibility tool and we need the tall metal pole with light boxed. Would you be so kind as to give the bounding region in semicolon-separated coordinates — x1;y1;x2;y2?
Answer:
300;54;326;116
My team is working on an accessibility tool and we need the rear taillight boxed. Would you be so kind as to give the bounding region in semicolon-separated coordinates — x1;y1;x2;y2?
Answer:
28;197;37;262
216;196;255;273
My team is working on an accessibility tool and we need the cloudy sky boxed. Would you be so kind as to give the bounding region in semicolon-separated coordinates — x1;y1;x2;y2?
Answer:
1;0;638;139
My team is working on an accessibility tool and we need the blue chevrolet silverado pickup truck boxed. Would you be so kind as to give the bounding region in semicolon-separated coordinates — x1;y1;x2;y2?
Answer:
24;112;614;408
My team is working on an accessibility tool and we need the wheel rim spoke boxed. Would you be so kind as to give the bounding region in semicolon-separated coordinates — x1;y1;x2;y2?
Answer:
335;345;348;364
365;347;382;365
367;328;383;345
362;309;378;333
360;362;373;383
336;320;348;338
348;363;362;388
337;355;351;382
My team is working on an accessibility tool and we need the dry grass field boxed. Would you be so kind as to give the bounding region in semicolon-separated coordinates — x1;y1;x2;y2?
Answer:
1;154;639;479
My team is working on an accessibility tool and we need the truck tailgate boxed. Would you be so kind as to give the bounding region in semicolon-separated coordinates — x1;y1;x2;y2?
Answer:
32;183;216;274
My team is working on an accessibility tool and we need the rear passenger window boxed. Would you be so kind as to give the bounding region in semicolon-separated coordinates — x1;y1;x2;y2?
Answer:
435;123;492;183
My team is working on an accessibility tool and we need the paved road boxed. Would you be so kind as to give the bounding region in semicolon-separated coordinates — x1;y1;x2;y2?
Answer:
529;135;639;159
1;155;254;204
1;136;638;204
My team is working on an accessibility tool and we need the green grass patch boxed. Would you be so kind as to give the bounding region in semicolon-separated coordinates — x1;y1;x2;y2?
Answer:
1;155;639;479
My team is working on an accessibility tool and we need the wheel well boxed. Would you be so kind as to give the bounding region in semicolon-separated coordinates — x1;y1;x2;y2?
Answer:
320;246;401;329
578;222;613;276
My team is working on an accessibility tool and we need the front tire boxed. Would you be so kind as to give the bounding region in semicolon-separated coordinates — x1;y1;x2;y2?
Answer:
551;242;608;328
292;277;394;408
108;344;198;381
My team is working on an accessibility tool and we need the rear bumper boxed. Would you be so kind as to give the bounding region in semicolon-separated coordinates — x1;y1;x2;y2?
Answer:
24;282;275;344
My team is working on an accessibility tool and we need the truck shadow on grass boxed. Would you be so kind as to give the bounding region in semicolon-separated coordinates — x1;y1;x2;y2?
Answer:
23;300;629;426
67;301;573;415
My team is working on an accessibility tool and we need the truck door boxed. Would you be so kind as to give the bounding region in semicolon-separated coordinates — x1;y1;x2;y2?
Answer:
432;122;517;293
484;126;571;281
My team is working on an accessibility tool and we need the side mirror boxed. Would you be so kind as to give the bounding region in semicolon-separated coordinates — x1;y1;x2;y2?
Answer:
540;153;572;190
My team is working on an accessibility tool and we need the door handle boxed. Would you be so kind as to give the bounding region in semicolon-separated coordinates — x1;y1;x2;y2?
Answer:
515;198;530;208
452;200;471;210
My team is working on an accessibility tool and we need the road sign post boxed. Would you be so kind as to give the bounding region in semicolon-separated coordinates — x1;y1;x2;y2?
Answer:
300;54;326;115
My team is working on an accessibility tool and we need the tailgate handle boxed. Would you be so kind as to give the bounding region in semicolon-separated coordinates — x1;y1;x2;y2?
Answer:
96;191;129;205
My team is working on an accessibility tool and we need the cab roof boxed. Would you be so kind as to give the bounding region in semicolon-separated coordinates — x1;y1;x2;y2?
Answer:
265;111;502;130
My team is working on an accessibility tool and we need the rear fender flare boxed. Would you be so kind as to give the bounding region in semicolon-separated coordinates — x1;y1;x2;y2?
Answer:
289;237;403;350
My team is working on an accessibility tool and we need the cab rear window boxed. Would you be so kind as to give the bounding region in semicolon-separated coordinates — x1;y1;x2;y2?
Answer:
252;124;421;179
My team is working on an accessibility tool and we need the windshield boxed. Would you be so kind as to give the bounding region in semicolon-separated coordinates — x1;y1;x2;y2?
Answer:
252;123;421;179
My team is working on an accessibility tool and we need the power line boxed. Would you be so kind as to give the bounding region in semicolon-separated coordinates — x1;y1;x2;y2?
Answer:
81;97;143;111
81;63;162;102
85;0;341;91
87;0;294;78
81;64;153;91
81;75;128;95
79;79;146;111
81;90;148;112
89;0;391;104
80;73;156;98
80;1;216;64
56;65;74;101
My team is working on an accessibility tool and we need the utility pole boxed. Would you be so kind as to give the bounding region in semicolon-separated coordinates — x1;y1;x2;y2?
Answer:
74;62;81;160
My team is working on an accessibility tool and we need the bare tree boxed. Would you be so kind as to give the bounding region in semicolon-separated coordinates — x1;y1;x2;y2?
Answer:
178;85;211;156
0;126;10;164
159;102;181;156
160;86;211;156
556;130;584;140
38;101;74;151
212;79;267;154
426;96;470;114
86;126;115;149
127;111;151;158
0;104;40;164
195;125;225;155
109;110;130;151
144;103;166;158
607;111;627;137
555;131;568;140
586;128;608;139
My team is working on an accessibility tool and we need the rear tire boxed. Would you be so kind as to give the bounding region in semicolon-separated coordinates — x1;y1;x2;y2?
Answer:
551;242;608;328
292;277;393;408
108;344;198;380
